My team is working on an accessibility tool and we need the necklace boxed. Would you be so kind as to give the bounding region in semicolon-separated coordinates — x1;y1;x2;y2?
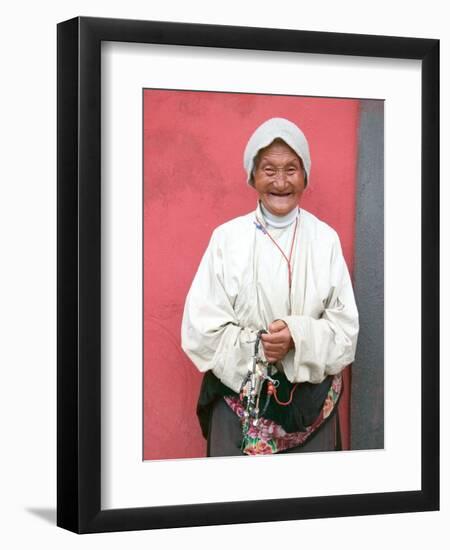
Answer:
250;210;300;419
254;212;299;290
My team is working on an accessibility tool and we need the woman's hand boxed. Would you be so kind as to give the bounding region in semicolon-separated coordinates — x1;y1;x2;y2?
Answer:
261;319;294;364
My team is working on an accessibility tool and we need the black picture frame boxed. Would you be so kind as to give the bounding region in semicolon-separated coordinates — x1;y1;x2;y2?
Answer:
57;16;439;533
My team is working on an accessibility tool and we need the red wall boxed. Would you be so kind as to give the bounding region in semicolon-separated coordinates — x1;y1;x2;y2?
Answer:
143;90;359;459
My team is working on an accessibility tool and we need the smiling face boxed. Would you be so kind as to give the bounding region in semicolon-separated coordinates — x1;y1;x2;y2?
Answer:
253;139;306;217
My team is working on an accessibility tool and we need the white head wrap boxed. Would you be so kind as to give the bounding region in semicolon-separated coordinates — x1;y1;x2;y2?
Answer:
243;117;311;187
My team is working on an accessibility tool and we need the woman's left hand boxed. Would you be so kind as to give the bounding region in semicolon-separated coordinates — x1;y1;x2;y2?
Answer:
261;319;294;363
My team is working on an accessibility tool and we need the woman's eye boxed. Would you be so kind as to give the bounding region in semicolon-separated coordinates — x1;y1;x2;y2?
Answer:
264;168;275;176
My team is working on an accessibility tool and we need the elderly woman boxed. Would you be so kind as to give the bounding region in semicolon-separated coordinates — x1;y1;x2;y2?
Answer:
181;117;359;456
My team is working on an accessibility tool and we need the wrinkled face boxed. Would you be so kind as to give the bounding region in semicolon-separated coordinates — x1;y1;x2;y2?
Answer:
253;139;306;217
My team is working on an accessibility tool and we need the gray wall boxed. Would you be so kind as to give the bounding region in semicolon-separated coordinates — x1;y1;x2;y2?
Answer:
351;100;384;450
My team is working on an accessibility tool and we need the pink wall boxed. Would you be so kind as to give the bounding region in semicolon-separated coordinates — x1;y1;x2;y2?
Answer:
143;90;360;459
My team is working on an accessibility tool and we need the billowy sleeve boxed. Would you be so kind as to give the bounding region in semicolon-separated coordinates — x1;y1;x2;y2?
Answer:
181;229;263;393
280;234;359;384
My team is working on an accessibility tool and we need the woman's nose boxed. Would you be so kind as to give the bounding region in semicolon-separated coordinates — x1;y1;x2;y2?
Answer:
272;170;288;186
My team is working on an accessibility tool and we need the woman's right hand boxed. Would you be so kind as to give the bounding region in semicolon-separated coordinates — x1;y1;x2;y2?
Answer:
261;319;294;363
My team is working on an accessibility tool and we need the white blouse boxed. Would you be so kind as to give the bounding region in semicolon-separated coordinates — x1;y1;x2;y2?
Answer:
181;202;359;394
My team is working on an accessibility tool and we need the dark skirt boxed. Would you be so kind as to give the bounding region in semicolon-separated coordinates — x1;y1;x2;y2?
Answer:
207;397;341;457
197;370;333;438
